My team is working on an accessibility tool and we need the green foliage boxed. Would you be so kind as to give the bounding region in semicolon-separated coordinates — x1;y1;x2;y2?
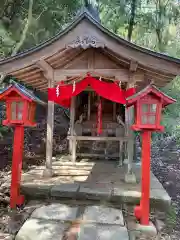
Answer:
0;125;9;138
165;205;177;233
160;77;180;140
0;0;180;57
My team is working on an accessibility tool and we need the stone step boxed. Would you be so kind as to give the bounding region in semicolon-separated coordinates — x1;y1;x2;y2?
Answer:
21;162;171;210
15;203;129;240
21;181;171;210
53;158;95;165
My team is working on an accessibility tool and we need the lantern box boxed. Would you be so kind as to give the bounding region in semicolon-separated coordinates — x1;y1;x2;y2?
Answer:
126;85;176;131
0;83;45;127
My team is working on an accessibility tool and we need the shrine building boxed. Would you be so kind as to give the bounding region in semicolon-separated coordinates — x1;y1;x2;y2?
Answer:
0;10;180;180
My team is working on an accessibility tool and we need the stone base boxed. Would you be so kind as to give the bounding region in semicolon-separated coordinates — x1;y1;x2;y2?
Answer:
128;221;157;240
42;168;54;178
124;173;137;183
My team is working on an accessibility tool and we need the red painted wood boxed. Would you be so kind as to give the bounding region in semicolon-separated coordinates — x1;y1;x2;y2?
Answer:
16;195;25;206
141;130;151;225
134;130;151;225
7;101;11;122
23;101;28;122
10;126;24;209
0;86;33;102
0;86;38;209
129;85;176;226
136;101;140;126
131;124;164;132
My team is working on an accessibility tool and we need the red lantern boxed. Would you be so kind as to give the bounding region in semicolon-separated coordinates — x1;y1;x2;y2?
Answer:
127;84;176;225
0;83;45;209
0;86;37;127
127;85;175;131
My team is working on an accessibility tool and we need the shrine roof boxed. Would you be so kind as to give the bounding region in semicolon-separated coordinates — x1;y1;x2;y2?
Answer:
1;9;180;65
0;83;46;105
0;9;179;92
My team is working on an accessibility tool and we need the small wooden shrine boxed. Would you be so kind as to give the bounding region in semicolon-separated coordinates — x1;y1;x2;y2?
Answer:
0;10;180;179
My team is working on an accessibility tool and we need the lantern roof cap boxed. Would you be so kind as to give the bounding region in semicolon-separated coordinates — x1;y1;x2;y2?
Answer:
126;84;176;107
0;83;46;105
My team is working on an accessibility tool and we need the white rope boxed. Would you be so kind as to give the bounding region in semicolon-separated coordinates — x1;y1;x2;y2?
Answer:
73;80;76;92
0;73;5;83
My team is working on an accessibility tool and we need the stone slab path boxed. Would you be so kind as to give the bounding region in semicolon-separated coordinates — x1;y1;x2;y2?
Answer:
15;203;129;240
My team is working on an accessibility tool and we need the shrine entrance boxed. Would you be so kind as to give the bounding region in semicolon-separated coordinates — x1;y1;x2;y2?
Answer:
61;78;130;163
72;90;126;160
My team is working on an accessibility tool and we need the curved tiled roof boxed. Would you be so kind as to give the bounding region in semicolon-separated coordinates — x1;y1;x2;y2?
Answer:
0;9;179;92
0;9;180;65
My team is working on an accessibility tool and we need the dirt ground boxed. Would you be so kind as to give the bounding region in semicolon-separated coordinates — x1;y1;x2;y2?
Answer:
151;137;180;239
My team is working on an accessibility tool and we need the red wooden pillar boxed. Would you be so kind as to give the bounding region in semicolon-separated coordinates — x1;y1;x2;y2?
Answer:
141;130;151;225
10;125;25;208
134;130;151;225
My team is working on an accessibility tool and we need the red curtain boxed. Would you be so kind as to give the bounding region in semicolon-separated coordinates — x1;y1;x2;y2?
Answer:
48;76;136;108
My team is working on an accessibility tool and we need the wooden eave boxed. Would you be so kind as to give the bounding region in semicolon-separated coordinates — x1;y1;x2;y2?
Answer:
0;10;179;92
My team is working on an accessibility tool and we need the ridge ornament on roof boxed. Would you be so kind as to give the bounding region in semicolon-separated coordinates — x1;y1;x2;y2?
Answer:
66;35;105;49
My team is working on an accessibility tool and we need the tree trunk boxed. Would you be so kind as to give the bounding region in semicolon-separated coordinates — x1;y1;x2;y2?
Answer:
155;0;165;52
156;28;164;52
127;0;137;41
11;0;33;56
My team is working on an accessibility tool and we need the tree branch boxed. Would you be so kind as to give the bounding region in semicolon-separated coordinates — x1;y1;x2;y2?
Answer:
11;0;33;56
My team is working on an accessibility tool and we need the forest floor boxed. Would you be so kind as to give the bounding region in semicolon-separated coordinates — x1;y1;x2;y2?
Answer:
151;137;180;239
0;136;180;239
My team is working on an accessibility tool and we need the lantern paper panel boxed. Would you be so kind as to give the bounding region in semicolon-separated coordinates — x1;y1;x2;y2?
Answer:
11;101;24;121
141;103;157;125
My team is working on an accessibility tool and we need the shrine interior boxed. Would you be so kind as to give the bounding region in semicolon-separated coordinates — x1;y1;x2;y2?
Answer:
73;84;126;159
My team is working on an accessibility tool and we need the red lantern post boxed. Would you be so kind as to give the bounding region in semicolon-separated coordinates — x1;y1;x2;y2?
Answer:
10;125;25;208
127;85;176;225
0;83;45;209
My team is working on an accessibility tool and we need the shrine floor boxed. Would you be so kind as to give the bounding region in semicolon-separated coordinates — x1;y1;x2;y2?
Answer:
20;156;171;209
